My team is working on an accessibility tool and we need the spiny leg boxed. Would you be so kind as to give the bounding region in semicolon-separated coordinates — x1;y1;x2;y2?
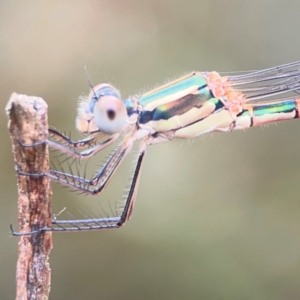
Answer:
13;137;149;234
49;128;120;159
19;129;122;187
19;128;120;159
50;137;148;231
117;139;148;225
18;130;136;195
49;128;97;149
20;128;97;150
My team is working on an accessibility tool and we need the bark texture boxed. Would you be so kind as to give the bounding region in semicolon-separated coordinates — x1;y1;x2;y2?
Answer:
6;93;53;300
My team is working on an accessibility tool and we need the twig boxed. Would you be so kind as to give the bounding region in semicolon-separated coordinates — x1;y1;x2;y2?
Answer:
6;93;53;300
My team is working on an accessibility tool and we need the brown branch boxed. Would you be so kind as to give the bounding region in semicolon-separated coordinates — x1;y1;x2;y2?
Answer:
6;93;53;300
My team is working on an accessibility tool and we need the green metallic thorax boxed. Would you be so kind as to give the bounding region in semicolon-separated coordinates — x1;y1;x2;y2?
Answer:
134;73;223;132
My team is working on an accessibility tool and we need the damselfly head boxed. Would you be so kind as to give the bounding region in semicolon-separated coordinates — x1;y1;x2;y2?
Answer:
76;83;127;135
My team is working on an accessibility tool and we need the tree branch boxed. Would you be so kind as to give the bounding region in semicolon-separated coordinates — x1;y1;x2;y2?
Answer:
6;93;53;300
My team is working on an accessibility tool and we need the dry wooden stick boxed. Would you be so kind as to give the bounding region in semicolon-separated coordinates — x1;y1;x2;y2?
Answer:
6;93;53;300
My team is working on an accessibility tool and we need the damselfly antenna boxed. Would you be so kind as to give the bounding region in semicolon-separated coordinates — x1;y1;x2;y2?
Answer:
84;65;97;98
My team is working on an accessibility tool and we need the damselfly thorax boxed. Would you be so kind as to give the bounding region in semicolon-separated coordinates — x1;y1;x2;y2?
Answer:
15;61;300;234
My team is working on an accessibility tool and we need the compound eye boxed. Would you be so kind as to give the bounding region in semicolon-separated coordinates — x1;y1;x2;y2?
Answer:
93;93;127;134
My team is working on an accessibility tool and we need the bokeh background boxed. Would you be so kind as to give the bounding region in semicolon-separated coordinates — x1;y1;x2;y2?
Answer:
2;1;300;299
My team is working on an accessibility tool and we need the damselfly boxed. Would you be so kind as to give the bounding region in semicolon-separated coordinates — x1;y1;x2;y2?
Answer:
15;61;300;234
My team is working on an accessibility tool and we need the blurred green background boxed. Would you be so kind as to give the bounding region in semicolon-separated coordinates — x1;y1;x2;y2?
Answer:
2;1;300;299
